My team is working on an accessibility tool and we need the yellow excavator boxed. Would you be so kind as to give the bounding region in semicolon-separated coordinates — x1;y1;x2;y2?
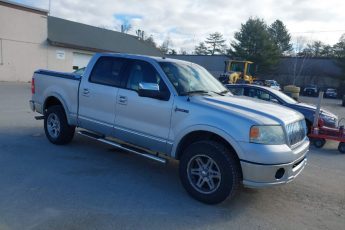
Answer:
219;60;255;84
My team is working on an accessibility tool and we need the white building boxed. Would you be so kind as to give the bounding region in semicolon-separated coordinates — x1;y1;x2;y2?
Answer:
0;0;162;82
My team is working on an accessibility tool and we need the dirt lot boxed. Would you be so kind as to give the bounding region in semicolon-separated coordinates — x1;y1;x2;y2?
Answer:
0;82;344;230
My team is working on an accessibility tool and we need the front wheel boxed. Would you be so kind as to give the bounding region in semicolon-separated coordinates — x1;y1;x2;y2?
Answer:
179;140;241;204
44;105;75;145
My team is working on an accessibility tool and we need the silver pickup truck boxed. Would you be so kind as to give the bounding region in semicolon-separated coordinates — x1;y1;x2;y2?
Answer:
30;53;309;204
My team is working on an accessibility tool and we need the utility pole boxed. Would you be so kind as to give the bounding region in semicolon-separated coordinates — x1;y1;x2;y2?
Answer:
48;0;52;15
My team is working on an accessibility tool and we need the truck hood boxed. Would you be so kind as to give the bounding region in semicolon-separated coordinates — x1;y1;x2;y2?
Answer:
191;95;303;125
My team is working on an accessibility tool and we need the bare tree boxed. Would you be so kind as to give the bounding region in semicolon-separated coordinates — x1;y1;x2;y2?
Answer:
179;48;188;55
291;36;311;85
121;19;132;34
159;37;173;54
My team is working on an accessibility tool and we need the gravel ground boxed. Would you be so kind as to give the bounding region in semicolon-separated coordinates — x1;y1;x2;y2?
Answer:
0;82;344;230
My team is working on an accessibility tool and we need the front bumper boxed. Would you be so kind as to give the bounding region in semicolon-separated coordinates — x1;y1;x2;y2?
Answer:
240;140;309;188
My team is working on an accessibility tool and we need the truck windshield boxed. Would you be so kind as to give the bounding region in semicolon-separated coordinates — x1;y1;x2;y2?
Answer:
159;61;228;96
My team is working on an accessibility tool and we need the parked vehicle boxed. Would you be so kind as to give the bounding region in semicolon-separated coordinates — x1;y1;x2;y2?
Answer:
226;84;338;132
30;53;309;204
219;60;255;84
324;88;338;98
73;67;86;76
253;79;281;91
303;85;318;97
265;80;281;91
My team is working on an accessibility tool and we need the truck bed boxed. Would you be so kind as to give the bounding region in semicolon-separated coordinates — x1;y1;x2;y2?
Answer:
32;69;81;125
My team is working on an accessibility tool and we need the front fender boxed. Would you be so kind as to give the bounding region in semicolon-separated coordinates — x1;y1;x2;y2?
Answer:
170;124;245;160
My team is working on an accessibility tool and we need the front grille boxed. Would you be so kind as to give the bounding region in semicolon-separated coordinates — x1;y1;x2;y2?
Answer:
286;120;307;146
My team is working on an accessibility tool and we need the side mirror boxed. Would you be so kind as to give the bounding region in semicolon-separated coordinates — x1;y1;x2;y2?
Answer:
138;82;169;101
270;98;279;104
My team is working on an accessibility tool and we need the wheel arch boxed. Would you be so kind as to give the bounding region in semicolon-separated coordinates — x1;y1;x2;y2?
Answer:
43;95;72;124
172;126;244;162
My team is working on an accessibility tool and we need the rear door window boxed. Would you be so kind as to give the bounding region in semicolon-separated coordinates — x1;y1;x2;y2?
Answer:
89;57;127;87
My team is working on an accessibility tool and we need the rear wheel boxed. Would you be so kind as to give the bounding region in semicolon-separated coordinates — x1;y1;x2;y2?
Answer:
179;140;241;204
338;142;345;154
44;105;75;145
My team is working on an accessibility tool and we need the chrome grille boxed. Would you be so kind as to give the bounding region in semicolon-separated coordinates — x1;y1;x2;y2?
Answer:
286;120;307;146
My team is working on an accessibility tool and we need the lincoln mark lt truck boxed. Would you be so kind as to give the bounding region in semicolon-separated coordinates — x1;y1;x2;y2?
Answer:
30;53;309;204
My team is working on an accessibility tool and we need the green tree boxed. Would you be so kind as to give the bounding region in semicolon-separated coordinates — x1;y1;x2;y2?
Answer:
301;41;335;57
144;35;158;48
268;20;292;54
205;32;226;55
305;41;323;57
333;34;345;76
230;18;280;72
194;42;209;55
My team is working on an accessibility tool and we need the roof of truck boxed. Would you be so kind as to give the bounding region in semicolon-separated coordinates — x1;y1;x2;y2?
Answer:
94;52;197;65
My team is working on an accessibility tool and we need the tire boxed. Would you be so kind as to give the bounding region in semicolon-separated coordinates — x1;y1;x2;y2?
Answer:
312;138;326;148
179;140;241;204
338;142;345;154
44;105;75;145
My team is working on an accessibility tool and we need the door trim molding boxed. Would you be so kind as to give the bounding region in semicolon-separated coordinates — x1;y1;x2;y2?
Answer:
114;125;167;143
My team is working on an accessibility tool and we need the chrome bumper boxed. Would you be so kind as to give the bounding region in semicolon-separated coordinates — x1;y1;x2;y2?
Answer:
241;146;309;188
29;100;43;114
29;100;35;112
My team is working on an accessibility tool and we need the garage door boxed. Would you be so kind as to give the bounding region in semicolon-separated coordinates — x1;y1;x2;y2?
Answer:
72;52;93;70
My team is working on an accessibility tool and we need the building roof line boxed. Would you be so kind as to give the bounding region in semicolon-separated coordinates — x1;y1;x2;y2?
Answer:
0;0;48;15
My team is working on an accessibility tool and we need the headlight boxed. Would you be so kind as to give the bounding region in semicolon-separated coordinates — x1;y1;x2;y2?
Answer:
250;125;286;145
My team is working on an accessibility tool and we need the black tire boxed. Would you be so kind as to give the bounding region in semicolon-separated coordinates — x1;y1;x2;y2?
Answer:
179;140;241;204
312;138;326;148
44;105;75;145
338;142;345;154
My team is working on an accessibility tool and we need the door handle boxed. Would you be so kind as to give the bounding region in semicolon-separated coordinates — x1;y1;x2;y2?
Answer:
82;88;90;96
118;95;127;104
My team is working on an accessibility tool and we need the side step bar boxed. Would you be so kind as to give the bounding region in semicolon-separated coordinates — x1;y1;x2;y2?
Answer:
35;116;45;120
78;130;167;164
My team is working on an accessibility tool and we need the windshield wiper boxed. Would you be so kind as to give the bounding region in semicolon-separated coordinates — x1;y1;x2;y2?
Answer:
211;90;230;96
180;90;210;96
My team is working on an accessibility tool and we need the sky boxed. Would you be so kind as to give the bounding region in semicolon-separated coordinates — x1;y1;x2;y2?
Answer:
15;0;345;53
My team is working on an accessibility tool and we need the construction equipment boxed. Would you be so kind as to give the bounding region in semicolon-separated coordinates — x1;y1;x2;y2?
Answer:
219;60;255;84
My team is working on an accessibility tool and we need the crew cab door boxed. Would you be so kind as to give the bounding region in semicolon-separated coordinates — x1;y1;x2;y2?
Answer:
78;56;128;135
114;60;173;153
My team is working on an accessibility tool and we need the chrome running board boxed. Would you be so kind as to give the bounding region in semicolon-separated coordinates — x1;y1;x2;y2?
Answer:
78;130;167;164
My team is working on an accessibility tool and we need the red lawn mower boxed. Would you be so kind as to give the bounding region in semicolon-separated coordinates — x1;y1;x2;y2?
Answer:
308;92;345;153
